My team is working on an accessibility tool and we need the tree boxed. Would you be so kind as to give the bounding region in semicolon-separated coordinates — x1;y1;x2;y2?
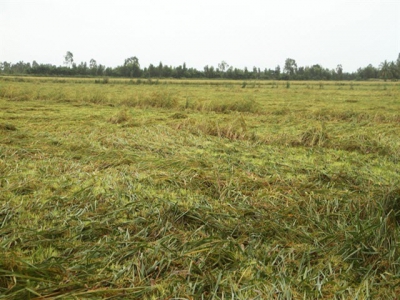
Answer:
182;62;187;77
97;64;105;76
252;67;260;79
90;59;97;69
174;65;184;78
225;66;234;79
162;65;172;77
147;64;158;77
284;58;297;78
274;65;281;79
218;61;229;73
396;53;400;80
203;65;211;78
358;64;378;80
309;64;323;80
379;60;391;81
0;62;4;73
64;51;74;67
389;61;398;79
123;56;140;77
244;67;250;79
77;62;88;75
12;61;30;74
397;53;400;70
158;62;163;76
336;64;343;80
89;59;97;76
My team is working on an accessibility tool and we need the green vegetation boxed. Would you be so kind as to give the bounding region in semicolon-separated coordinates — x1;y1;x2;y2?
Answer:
2;52;400;81
0;77;399;299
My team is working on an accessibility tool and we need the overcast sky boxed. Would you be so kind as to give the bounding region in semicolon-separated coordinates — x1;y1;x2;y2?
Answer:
0;0;399;72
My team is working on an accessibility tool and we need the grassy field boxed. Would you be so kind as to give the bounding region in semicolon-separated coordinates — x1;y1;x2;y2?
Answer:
0;77;399;299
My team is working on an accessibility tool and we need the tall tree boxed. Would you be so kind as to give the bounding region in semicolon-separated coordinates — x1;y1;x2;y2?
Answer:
336;64;343;80
89;59;97;76
395;53;400;79
379;60;391;81
274;65;281;79
123;56;140;77
397;53;400;70
64;51;74;67
218;61;229;72
389;61;398;79
89;59;97;69
284;58;297;78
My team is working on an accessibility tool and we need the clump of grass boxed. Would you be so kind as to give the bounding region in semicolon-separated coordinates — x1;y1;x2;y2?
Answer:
200;98;260;113
108;109;131;124
176;116;253;141
145;91;178;108
0;123;17;131
94;77;109;84
271;107;291;115
85;92;108;104
298;124;329;147
124;91;179;109
381;186;400;225
338;134;393;155
0;86;31;102
312;109;361;121
170;112;188;119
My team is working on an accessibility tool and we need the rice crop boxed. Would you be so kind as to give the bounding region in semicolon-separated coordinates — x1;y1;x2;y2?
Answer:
0;77;399;299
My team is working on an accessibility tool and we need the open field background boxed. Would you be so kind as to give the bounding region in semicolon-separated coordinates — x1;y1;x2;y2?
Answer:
0;77;399;299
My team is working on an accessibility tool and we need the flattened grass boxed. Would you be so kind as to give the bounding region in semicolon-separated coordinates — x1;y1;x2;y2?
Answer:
0;77;399;299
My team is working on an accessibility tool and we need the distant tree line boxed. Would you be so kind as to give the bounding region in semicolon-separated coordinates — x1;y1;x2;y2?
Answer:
1;52;399;81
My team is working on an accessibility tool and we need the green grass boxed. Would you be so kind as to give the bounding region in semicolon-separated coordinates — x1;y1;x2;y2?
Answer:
0;77;399;299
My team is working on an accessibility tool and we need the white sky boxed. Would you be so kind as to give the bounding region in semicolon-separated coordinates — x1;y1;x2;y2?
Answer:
0;0;399;72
